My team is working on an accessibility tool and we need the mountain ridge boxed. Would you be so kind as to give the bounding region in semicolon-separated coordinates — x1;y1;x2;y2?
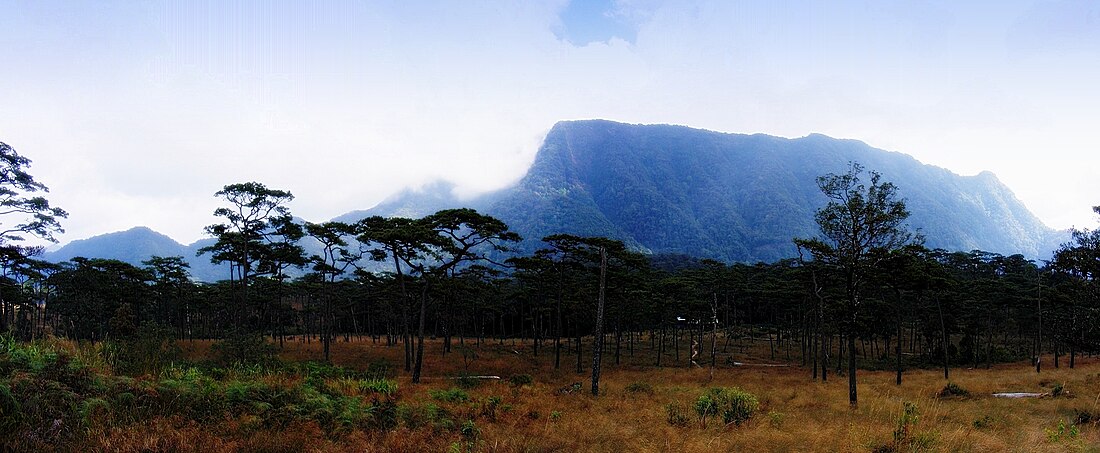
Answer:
44;120;1065;278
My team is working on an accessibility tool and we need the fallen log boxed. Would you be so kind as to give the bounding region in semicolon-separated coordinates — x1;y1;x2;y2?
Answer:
729;361;791;367
992;392;1047;398
417;376;501;381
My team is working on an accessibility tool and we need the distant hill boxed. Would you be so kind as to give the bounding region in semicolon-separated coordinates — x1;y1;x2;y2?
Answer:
46;226;185;265
46;120;1064;280
43;227;229;282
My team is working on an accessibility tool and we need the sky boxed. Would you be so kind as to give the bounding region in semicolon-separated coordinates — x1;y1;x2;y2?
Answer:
2;0;1099;247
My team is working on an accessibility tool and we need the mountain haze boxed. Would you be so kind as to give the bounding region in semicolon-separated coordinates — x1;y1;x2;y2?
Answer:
45;120;1062;278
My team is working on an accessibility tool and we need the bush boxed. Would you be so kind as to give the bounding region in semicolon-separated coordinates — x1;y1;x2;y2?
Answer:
1074;409;1096;426
0;384;22;436
893;401;919;447
211;332;278;366
455;374;482;390
693;387;759;427
430;387;471;404
768;410;784;428
479;396;503;421
360;378;398;395
116;323;182;374
876;401;935;452
625;381;654;395
460;419;479;439
973;415;995;429
79;397;111;428
365;358;395;379
1046;419;1080;442
665;402;690;427
508;374;533;387
936;382;969;398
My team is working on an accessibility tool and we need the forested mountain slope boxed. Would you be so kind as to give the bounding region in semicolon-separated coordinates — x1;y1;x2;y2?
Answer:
375;120;1061;261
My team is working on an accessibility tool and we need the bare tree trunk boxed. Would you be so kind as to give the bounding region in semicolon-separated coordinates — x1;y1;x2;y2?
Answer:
937;296;949;380
896;288;903;385
412;282;429;384
657;324;664;367
848;333;857;405
590;247;607;396
711;293;719;369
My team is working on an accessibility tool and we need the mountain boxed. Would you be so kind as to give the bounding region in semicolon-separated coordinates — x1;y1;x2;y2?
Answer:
46;226;186;265
43;227;229;282
353;120;1063;261
45;120;1064;279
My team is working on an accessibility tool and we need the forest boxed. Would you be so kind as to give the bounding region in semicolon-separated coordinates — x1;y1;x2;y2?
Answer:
3;141;1100;451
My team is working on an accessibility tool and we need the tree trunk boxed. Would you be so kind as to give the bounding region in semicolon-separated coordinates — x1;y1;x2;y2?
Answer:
848;332;857;407
711;293;719;369
896;291;903;386
937;297;949;380
657;324;664;367
555;273;563;369
412;282;429;384
590;247;608;396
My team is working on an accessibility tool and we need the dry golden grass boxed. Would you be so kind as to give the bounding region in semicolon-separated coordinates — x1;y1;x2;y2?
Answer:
170;336;1100;452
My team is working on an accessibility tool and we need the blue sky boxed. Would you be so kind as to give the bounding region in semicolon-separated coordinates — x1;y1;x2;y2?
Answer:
2;0;1099;246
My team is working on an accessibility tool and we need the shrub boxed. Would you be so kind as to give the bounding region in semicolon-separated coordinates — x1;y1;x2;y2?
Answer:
1046;419;1080;442
361;378;398;395
460;419;479;439
1074;409;1096;426
693;387;759;427
665;402;690;427
557;382;583;394
365;397;398;430
2;337;58;373
936;382;969;398
430;387;471;404
768;410;784;428
883;401;924;452
365;358;395;379
0;384;22;436
79;397;112;428
455;374;482;390
973;415;995;429
894;401;919;441
116;323;182;374
508;374;533;387
427;403;456;431
625;381;654;395
211;332;278;366
396;403;424;428
479;396;503;421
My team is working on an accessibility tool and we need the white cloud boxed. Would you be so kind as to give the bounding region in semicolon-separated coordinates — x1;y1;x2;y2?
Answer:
3;0;1099;249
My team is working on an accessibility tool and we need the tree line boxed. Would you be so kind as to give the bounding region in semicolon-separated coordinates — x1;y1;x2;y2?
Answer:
2;141;1100;403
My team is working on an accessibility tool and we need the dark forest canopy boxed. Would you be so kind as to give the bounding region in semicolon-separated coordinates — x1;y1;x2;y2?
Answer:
8;174;1100;384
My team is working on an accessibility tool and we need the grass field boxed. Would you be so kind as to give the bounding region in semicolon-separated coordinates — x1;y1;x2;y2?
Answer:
173;336;1100;452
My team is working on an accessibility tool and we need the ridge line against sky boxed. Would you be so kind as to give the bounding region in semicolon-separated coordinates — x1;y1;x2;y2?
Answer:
2;0;1099;246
